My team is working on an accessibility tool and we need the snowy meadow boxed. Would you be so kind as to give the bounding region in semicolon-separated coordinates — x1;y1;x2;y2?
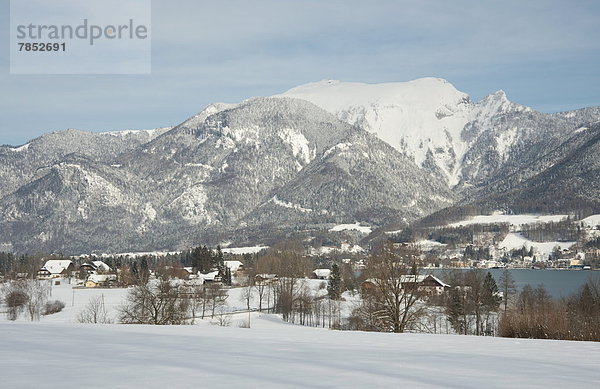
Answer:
1;280;599;388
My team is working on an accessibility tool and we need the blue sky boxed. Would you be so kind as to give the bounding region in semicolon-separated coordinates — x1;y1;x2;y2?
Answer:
1;0;599;146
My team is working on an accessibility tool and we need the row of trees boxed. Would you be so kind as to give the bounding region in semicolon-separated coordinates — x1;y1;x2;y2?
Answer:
346;243;505;335
499;278;600;341
0;252;45;279
520;219;585;243
444;271;501;336
392;224;509;248
115;277;229;325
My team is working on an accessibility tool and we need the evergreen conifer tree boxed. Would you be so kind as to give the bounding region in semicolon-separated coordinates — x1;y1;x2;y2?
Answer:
328;263;342;300
482;272;501;311
447;288;466;334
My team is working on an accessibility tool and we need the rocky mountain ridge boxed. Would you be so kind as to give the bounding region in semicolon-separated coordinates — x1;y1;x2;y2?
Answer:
1;79;598;254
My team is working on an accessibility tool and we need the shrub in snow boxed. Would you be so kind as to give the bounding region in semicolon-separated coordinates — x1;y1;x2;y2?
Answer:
43;300;65;315
238;320;251;328
4;289;28;321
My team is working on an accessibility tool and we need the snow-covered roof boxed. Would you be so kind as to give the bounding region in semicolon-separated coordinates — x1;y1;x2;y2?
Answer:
92;260;111;272
364;274;449;288
87;274;117;283
255;273;277;279
423;275;450;288
313;269;332;278
42;260;73;274
198;271;219;282
224;260;244;272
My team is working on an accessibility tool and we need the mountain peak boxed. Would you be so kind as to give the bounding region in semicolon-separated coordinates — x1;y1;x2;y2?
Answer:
485;89;508;102
277;77;472;185
280;77;467;106
477;89;530;115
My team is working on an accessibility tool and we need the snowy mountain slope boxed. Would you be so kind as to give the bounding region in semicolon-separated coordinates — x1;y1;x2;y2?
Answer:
0;156;150;253
279;79;600;191
121;98;362;227
244;129;455;229
280;78;472;185
468;122;600;214
1;79;600;253
0;127;170;199
0;98;453;253
418;122;600;226
458;99;600;194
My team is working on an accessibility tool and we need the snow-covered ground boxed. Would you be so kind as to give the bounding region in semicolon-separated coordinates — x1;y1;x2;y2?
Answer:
221;246;269;255
500;233;576;258
329;222;372;234
1;315;599;388
1;280;599;387
310;243;366;255
449;213;569;227
582;214;600;228
415;239;447;249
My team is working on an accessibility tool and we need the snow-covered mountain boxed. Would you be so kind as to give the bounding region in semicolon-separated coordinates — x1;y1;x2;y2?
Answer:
1;79;599;254
279;78;472;186
278;78;600;191
0;127;171;199
0;98;453;254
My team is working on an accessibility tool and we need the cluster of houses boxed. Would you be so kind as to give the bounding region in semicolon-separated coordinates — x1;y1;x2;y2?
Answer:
415;239;599;270
34;259;247;288
311;266;450;296
36;259;117;287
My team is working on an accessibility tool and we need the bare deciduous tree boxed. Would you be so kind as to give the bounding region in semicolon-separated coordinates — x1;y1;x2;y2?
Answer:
24;281;51;321
240;285;254;311
213;308;231;327
118;279;190;325
184;283;205;323
2;280;51;321
206;283;228;318
77;296;111;324
353;242;427;333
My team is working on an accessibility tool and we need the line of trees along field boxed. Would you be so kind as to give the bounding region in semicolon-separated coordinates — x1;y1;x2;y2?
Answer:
1;243;598;341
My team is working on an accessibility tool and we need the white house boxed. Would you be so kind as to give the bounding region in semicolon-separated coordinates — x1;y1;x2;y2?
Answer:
85;274;117;288
38;259;75;278
198;270;220;284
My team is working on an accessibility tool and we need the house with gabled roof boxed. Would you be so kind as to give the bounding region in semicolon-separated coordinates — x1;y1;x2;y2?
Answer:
80;260;112;274
361;274;450;296
85;274;117;288
38;259;75;279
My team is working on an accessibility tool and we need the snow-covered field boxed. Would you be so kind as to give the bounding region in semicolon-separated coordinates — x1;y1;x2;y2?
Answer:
2;316;599;388
500;233;576;257
449;213;569;227
1;281;599;388
582;214;600;228
221;245;269;255
329;222;372;234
